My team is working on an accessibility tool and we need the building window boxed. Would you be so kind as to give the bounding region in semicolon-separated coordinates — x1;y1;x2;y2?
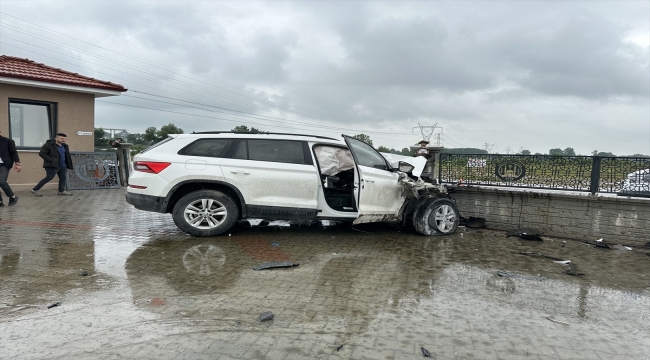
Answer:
8;99;57;149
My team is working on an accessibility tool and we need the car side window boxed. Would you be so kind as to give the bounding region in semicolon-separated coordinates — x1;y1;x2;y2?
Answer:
244;139;305;164
233;140;248;159
346;137;389;170
178;139;230;157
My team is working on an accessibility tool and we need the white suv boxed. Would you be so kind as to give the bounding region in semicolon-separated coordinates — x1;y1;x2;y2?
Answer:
125;132;459;237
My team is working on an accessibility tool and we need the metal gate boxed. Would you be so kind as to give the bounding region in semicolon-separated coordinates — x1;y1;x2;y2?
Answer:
67;152;122;190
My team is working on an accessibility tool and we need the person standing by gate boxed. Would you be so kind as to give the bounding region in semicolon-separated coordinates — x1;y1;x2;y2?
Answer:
31;133;74;196
0;129;21;206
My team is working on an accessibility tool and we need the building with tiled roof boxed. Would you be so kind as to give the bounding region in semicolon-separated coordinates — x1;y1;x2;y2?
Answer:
0;55;127;95
0;55;127;191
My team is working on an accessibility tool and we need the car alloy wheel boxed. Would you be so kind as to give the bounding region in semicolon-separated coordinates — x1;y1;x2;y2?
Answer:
172;190;239;237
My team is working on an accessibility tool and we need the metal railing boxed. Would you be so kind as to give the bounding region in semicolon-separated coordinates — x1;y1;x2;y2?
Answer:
439;154;650;197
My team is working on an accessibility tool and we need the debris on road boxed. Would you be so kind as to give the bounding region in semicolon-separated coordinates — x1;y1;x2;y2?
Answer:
47;302;61;309
80;270;88;276
497;271;547;281
271;242;279;247
565;263;584;276
546;316;570;325
506;228;543;241
613;245;633;251
459;216;486;228
336;344;344;351
518;252;564;261
253;261;300;271
351;228;370;234
595;242;611;249
519;252;585;276
421;347;432;357
259;311;274;322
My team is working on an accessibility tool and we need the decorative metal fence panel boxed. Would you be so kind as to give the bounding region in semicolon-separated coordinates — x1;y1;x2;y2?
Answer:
439;154;650;197
67;152;122;190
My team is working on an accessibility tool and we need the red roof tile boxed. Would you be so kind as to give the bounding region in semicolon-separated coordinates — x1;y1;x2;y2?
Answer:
0;55;126;92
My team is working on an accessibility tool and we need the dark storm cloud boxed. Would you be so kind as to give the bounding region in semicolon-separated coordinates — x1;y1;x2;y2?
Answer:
1;0;648;154
336;16;494;91
495;14;649;99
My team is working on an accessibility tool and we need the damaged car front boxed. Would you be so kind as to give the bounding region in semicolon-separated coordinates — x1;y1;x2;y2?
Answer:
341;135;460;236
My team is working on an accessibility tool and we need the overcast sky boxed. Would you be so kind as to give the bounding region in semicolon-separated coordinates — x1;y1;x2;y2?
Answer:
1;0;649;155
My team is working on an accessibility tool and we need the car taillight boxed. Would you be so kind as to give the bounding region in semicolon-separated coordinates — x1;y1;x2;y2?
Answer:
134;161;171;174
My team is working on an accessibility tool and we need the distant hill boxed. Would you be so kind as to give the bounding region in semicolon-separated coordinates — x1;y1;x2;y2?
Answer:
440;148;488;154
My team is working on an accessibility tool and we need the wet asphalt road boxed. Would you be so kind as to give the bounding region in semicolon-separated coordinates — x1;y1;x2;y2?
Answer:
1;189;649;360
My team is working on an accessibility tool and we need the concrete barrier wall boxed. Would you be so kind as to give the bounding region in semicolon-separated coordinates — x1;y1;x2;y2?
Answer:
451;187;650;247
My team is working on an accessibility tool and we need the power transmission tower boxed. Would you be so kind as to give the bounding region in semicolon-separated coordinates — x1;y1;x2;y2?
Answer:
483;143;496;153
504;146;512;154
412;122;438;142
433;128;444;146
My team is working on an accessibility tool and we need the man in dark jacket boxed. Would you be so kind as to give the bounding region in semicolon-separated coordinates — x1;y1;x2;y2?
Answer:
0;129;21;206
31;133;74;196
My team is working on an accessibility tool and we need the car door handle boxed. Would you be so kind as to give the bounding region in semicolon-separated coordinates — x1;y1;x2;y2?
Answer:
364;179;375;183
230;171;250;175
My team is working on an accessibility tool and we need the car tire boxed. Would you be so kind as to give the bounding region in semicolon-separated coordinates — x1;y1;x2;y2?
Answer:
172;190;239;237
413;198;459;236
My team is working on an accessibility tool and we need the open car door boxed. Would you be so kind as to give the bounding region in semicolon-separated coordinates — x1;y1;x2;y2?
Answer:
342;135;405;224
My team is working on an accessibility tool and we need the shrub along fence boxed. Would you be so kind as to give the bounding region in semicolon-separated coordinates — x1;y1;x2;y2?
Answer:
439;154;650;197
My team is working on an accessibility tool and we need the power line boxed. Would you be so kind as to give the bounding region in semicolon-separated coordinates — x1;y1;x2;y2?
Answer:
95;100;420;144
0;14;368;123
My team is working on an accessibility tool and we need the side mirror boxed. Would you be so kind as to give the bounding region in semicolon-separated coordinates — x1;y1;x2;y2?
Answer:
397;161;415;173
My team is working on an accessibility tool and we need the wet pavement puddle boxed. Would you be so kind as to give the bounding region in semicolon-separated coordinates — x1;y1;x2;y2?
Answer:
1;189;649;359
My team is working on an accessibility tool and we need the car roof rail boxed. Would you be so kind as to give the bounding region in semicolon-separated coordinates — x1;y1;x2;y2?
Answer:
191;131;338;141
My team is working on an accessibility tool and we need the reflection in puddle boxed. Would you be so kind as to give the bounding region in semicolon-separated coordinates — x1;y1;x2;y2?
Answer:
182;244;226;275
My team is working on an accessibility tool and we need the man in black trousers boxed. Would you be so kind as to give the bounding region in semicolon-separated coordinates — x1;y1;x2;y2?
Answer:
0;129;21;206
31;133;74;196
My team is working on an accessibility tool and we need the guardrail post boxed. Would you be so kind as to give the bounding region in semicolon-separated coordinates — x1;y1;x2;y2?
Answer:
589;156;602;195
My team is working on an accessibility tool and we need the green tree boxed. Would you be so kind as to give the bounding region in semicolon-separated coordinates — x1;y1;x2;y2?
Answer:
400;147;415;156
158;123;183;139
143;123;184;144
130;144;147;157
143;126;159;144
520;149;531;155
549;148;563;156
232;125;266;133
352;134;373;146
377;146;390;152
127;133;147;145
563;147;576;156
94;127;108;147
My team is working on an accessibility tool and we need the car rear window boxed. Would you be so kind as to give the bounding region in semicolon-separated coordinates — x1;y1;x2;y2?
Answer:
234;139;306;164
178;139;231;157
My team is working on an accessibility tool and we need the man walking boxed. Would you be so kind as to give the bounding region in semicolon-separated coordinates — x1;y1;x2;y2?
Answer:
31;133;74;196
0;130;21;206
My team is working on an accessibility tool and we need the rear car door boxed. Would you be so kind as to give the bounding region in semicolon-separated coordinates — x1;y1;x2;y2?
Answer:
219;139;320;218
342;135;404;223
